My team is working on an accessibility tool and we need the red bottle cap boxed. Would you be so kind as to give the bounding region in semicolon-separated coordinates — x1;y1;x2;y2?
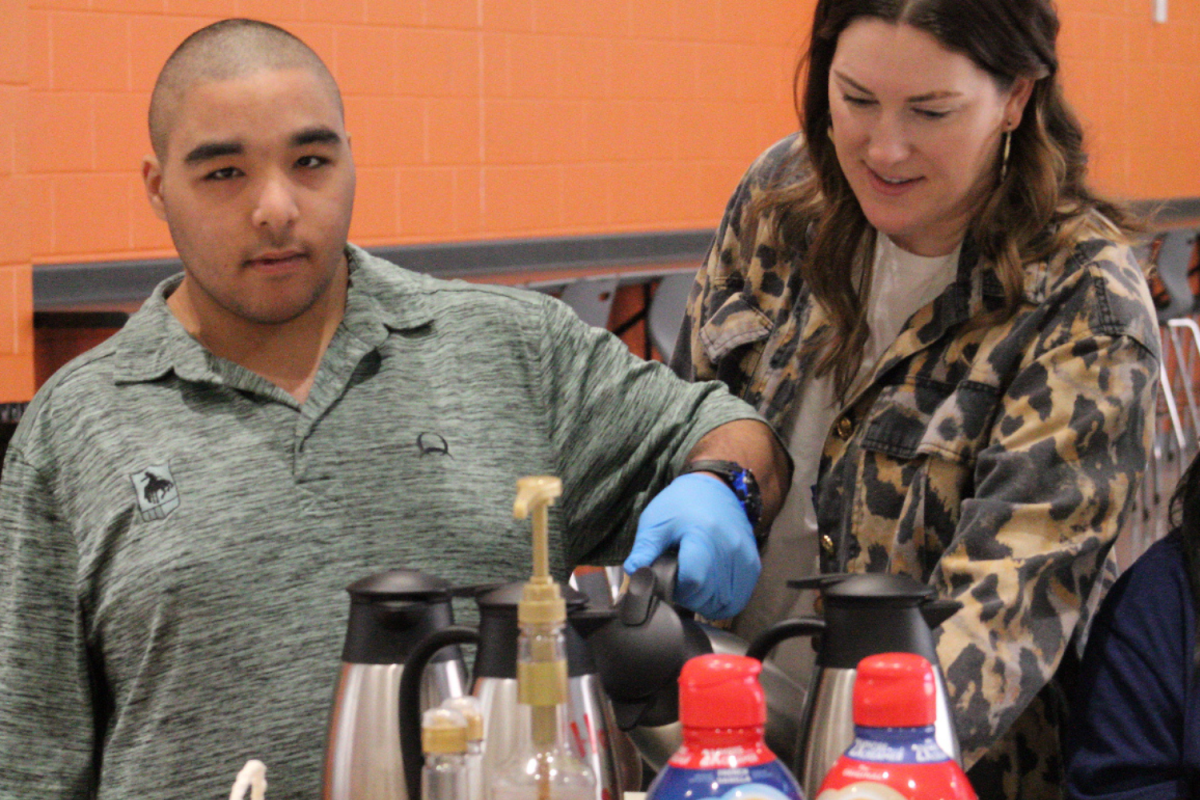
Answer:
678;654;766;729
853;652;937;728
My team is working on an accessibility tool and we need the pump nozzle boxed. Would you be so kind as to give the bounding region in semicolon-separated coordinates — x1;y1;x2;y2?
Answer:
513;476;568;707
514;477;566;623
513;476;562;520
514;476;562;586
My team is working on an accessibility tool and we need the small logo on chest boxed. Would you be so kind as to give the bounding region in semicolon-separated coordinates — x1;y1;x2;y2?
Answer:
130;464;180;522
416;432;452;457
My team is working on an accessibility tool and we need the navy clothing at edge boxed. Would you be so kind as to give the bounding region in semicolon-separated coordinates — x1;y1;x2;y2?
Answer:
1066;530;1200;799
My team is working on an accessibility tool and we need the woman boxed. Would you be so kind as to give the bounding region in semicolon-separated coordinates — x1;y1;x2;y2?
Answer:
1065;454;1200;798
672;0;1160;796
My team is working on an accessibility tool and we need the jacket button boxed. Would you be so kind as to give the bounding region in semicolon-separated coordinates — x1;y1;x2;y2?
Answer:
821;534;835;557
835;416;854;440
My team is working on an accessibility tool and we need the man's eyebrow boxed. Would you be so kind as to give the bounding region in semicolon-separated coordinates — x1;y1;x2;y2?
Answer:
184;140;243;165
291;126;343;147
832;70;960;103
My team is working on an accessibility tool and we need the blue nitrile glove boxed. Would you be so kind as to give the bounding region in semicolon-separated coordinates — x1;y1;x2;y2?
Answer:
623;472;760;620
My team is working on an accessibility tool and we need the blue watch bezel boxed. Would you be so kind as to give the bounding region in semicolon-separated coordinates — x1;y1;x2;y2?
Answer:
680;459;765;542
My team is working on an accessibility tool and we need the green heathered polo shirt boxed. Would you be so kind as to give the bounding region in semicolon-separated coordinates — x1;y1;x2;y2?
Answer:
0;245;760;800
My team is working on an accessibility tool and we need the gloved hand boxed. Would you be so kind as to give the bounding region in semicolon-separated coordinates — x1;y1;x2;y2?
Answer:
623;472;760;620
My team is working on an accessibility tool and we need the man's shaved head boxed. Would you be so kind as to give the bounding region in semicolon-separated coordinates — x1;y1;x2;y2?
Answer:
148;18;343;160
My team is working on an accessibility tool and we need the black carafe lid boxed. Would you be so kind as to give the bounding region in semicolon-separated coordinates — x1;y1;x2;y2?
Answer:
797;573;958;670
341;569;455;664
822;573;935;605
471;581;601;678
348;569;453;600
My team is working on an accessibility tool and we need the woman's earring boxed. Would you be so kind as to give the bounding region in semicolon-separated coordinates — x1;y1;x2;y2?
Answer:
1000;129;1012;182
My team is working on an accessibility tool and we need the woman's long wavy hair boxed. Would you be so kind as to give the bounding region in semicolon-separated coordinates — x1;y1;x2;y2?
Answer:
766;0;1138;399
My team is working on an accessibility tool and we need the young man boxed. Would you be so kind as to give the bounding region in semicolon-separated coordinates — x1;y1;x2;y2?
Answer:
0;19;788;800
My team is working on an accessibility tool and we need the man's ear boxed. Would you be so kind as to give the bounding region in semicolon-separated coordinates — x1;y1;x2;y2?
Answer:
142;155;167;222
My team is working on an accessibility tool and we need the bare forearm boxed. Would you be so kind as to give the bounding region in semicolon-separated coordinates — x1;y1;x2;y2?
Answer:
684;419;791;526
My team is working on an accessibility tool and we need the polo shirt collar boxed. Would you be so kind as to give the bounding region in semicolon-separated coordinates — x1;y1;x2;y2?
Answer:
112;244;435;386
341;244;435;336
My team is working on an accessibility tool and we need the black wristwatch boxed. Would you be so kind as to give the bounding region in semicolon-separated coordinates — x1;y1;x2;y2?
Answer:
680;459;766;547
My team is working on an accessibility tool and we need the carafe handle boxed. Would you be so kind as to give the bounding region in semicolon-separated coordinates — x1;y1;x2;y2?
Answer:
398;625;480;800
745;616;826;662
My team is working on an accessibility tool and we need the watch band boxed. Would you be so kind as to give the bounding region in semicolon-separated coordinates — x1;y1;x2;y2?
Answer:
679;459;766;546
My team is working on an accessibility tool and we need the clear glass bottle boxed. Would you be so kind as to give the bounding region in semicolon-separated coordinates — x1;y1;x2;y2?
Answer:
491;476;596;800
422;707;469;800
490;620;595;800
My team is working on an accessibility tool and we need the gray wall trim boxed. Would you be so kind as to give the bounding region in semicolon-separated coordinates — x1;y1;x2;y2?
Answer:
1131;197;1200;228
372;228;714;279
32;197;1200;309
33;229;715;309
34;257;183;309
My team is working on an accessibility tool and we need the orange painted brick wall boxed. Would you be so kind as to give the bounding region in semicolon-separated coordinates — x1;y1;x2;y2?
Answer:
1;0;1199;403
1057;0;1200;198
22;0;805;264
0;0;34;403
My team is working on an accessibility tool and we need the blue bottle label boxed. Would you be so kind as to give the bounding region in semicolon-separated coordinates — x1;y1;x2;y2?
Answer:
844;725;950;765
648;758;804;800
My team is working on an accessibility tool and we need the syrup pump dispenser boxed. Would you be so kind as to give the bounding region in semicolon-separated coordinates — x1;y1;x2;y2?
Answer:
491;476;597;800
398;582;626;800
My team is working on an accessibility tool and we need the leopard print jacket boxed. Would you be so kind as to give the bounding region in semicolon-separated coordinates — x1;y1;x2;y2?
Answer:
673;134;1161;799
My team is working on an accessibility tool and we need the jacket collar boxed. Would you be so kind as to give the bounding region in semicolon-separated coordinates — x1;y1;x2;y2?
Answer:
869;235;1010;383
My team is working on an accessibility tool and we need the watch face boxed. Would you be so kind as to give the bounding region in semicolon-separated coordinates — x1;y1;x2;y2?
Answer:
729;469;762;530
683;460;762;533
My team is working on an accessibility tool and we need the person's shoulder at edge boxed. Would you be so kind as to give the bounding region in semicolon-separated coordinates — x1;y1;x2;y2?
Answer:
1064;530;1192;798
1107;529;1188;605
1075;529;1191;705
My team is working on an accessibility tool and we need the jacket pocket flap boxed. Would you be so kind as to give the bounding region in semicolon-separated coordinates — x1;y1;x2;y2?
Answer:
699;293;773;362
860;379;999;464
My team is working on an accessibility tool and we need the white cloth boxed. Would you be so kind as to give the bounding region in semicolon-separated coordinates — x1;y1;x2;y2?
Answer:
734;233;961;688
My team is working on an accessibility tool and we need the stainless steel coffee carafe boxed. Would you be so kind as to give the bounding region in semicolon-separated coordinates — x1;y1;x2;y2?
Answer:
324;570;469;800
398;583;630;800
745;573;962;799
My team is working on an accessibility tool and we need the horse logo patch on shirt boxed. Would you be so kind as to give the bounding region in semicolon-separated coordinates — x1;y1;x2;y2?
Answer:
130;464;180;522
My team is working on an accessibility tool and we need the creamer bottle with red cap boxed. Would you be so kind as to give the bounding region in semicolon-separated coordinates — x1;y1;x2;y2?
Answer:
645;654;804;800
816;653;975;800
